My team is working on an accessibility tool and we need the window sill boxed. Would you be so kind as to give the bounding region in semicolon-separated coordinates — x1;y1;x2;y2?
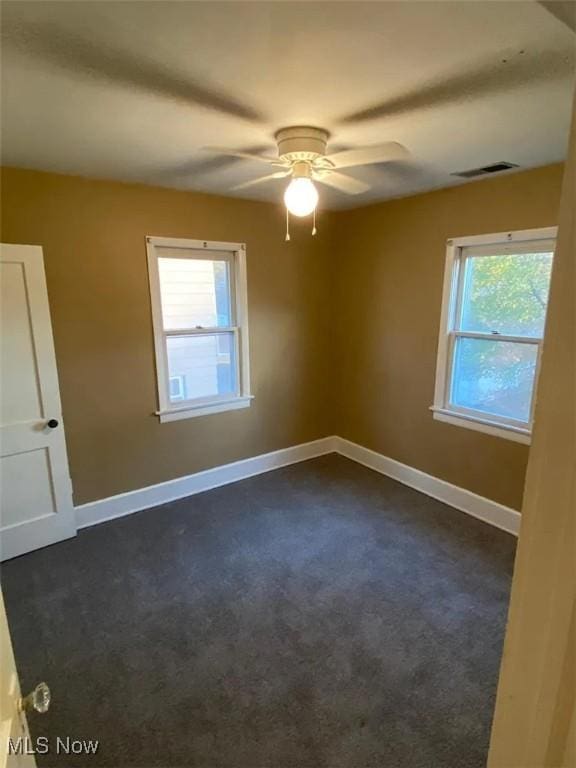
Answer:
430;407;532;445
156;396;253;423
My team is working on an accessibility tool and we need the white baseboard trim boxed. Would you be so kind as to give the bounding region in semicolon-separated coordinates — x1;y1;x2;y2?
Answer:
335;437;521;536
76;436;338;529
75;434;520;537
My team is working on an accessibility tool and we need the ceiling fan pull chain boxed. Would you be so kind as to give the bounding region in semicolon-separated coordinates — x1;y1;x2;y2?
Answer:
285;208;291;242
312;208;317;236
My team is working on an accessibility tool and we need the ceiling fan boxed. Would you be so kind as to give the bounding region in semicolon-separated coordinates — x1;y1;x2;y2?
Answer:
207;127;410;237
3;21;411;237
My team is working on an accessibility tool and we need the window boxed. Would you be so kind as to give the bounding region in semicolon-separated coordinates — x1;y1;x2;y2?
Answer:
169;375;186;401
432;227;556;444
146;237;251;422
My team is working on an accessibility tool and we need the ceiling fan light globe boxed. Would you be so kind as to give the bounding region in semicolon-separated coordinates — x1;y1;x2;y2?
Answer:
284;178;318;217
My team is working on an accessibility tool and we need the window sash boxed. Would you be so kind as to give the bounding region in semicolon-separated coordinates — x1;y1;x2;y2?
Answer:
163;326;239;337
158;254;235;333
450;330;541;345
460;238;556;259
453;246;553;339
162;328;241;406
444;333;541;429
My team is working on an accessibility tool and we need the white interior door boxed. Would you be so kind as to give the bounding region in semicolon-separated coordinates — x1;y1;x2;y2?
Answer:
0;244;75;561
0;590;37;768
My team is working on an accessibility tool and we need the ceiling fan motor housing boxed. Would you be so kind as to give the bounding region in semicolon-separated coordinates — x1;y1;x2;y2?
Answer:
275;126;329;163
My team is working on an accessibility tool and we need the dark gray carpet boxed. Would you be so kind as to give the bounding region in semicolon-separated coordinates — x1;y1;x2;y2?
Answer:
2;454;516;768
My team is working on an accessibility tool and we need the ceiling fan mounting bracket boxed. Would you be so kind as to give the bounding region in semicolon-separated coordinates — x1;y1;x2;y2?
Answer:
275;126;330;163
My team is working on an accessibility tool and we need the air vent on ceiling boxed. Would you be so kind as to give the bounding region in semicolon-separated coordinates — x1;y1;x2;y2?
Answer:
451;162;520;179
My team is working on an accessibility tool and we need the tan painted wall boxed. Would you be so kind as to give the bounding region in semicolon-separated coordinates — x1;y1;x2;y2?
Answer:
0;164;564;510
488;97;575;768
332;164;564;510
0;168;334;505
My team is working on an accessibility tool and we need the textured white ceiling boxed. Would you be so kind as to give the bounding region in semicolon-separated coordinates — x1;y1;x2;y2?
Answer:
1;1;574;209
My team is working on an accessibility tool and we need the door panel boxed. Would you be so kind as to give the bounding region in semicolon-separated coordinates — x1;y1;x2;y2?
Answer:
0;262;43;423
1;449;55;528
0;244;75;561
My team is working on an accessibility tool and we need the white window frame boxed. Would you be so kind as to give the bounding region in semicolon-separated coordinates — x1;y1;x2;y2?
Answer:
146;236;252;423
431;226;557;445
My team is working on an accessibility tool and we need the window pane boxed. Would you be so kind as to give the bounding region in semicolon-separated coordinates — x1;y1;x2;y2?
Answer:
460;251;553;336
158;258;231;330
166;333;236;402
450;337;538;423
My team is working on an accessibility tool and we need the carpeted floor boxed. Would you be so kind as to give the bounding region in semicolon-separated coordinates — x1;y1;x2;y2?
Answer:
2;454;516;768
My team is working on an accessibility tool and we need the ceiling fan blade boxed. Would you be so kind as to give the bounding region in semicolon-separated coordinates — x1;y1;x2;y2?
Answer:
337;50;572;126
326;142;409;169
3;21;264;124
315;171;370;195
205;147;282;165
231;171;291;191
